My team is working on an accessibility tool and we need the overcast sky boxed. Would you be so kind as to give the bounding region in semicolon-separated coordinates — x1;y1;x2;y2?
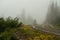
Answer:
0;0;60;24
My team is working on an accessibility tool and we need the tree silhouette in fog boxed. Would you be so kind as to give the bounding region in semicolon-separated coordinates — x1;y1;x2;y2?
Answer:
46;1;60;26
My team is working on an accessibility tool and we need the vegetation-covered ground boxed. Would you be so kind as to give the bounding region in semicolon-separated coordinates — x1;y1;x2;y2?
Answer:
0;25;60;40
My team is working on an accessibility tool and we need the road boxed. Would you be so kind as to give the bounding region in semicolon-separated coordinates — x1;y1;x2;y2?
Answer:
33;25;60;37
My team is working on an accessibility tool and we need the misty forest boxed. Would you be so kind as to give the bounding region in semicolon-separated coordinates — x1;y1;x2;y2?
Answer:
0;0;60;40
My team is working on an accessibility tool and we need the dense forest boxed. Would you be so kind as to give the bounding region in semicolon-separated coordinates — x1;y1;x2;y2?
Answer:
45;1;60;27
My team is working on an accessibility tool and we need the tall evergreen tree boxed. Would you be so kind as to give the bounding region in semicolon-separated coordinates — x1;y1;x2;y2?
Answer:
21;8;26;24
27;14;34;25
45;0;60;26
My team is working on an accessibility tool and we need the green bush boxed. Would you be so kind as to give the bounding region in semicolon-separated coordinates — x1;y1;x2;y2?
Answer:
0;17;22;33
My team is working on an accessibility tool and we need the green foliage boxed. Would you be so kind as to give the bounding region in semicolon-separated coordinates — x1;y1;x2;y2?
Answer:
0;17;6;32
0;16;22;40
0;17;22;33
1;32;12;40
0;28;18;40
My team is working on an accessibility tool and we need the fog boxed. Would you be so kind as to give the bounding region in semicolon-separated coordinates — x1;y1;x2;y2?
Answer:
0;0;60;24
